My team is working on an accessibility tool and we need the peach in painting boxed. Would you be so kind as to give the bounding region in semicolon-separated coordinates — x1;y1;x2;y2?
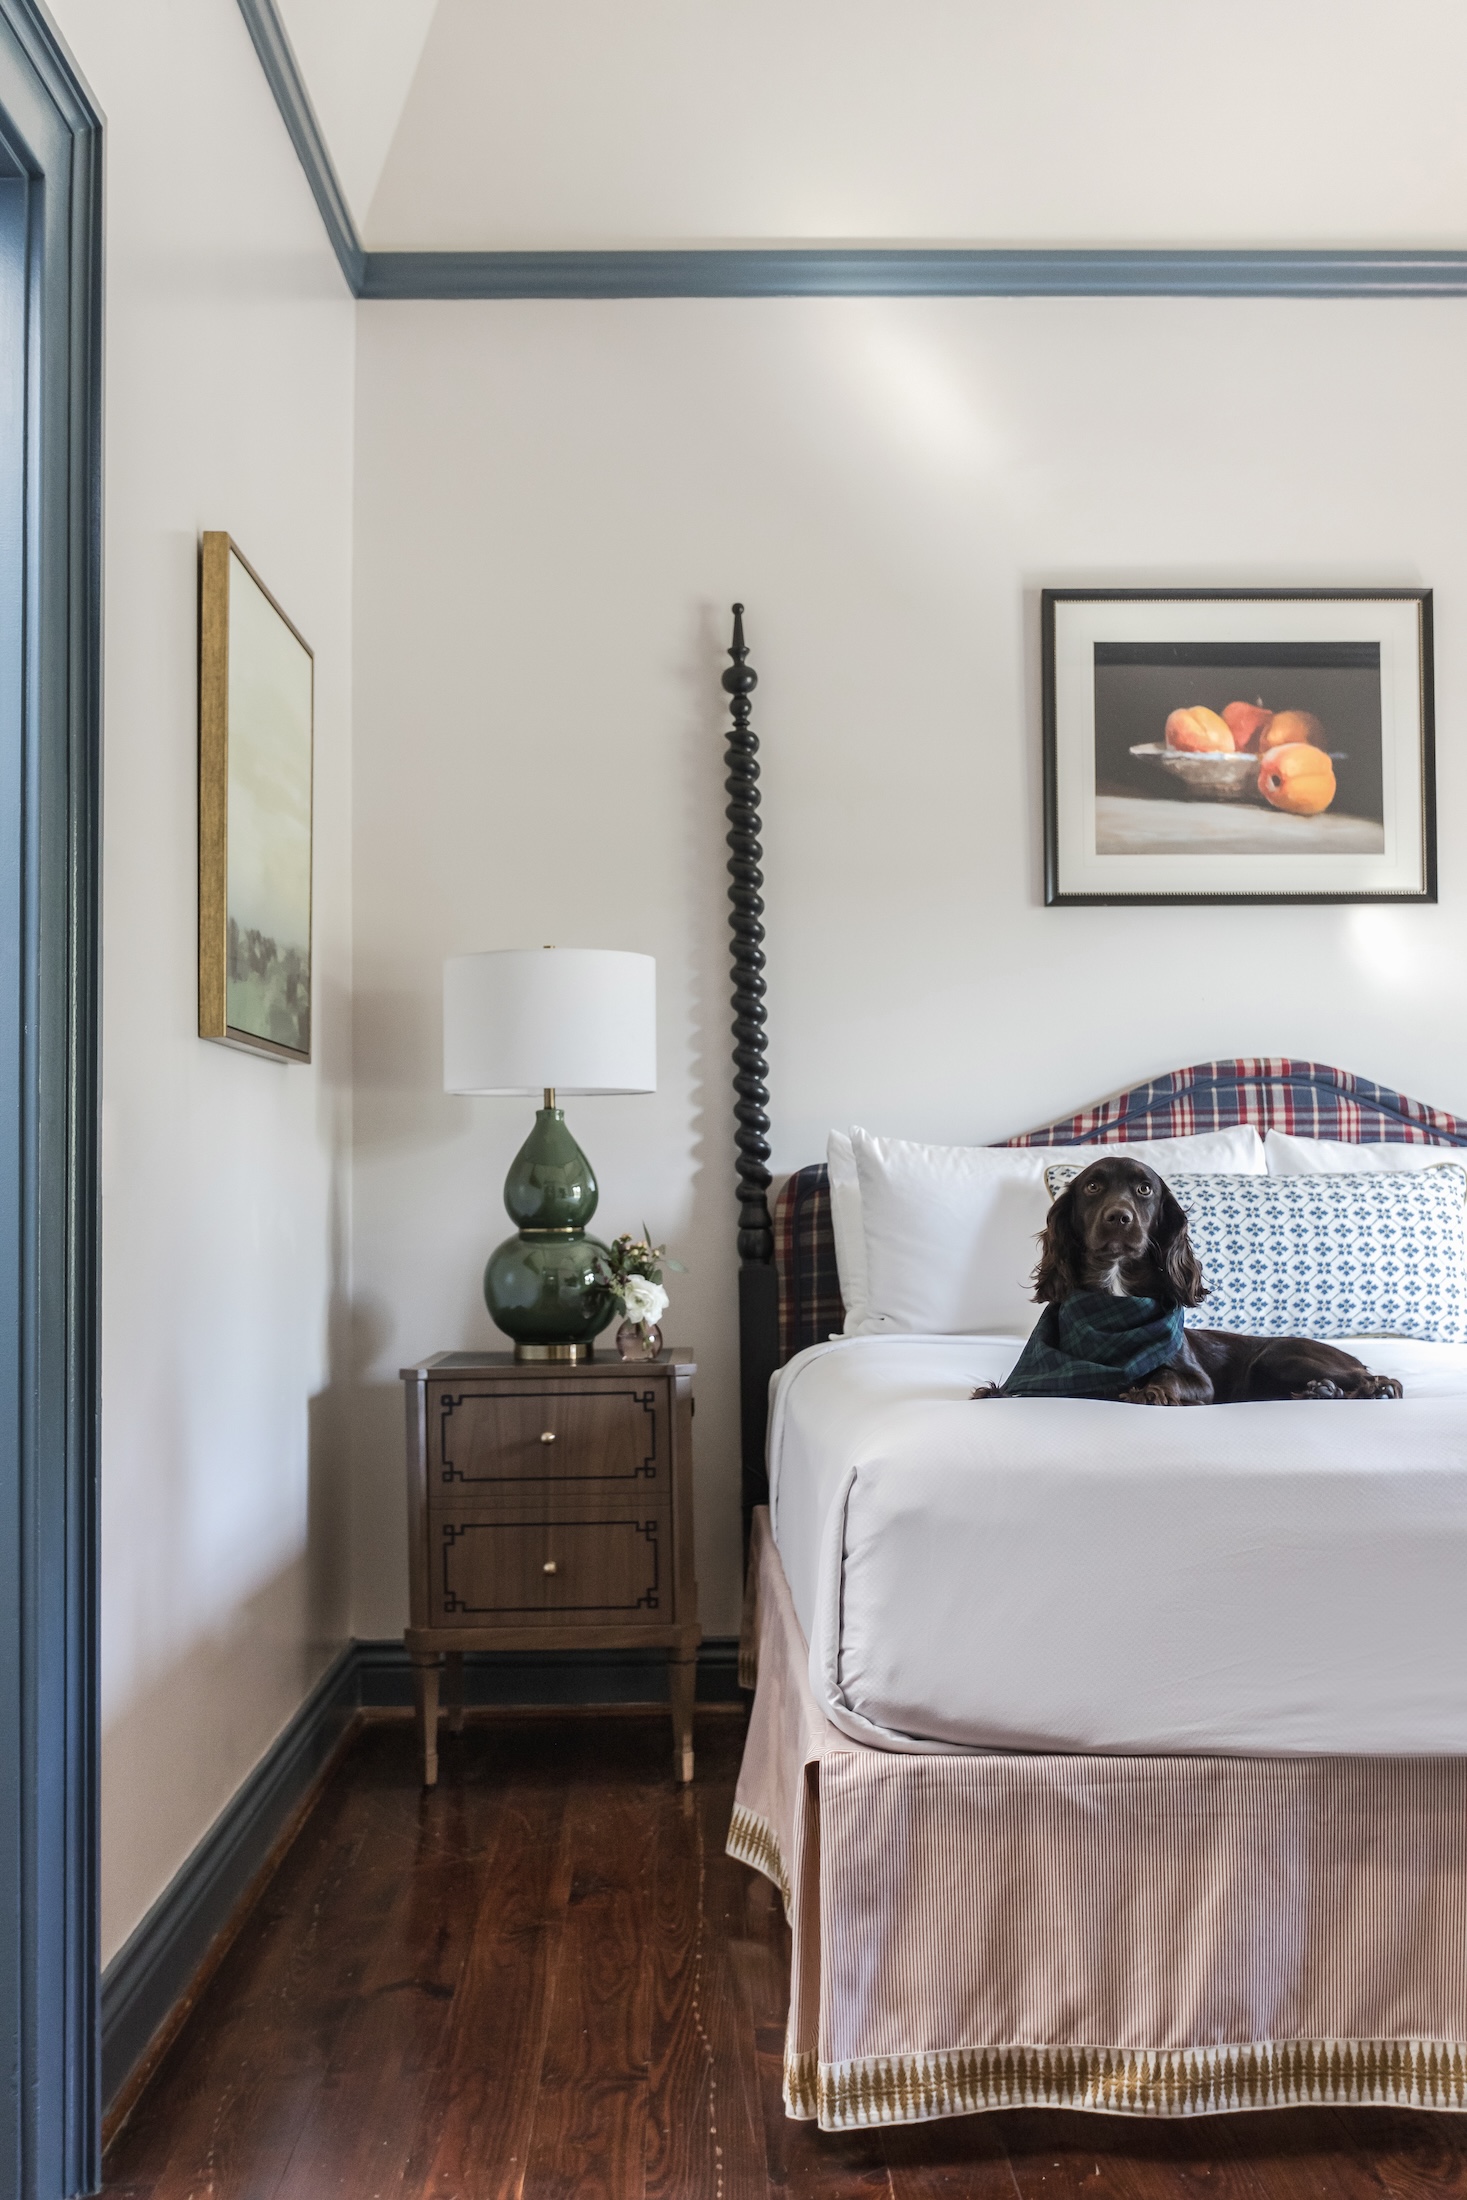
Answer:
1258;742;1337;815
1164;706;1234;753
1259;709;1325;754
1221;700;1274;751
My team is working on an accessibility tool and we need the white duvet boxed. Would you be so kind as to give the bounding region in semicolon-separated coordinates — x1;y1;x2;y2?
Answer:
769;1334;1467;1755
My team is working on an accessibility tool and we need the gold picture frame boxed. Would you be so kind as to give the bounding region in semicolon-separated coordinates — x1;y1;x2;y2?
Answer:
198;532;315;1061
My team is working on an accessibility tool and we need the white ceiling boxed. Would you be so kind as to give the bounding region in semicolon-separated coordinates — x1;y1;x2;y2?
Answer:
274;0;437;230
280;0;1467;254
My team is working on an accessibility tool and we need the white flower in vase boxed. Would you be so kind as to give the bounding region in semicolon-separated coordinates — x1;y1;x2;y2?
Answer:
619;1274;669;1327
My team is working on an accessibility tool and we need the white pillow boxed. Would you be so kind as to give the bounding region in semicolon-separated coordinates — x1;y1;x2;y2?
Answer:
826;1131;869;1332
849;1124;1265;1337
1048;1162;1467;1345
1266;1128;1467;1178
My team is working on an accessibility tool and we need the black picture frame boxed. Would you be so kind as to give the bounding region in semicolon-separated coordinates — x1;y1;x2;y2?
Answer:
1042;588;1436;906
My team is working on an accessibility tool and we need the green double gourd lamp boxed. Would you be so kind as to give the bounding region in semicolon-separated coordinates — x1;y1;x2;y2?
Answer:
443;946;657;1361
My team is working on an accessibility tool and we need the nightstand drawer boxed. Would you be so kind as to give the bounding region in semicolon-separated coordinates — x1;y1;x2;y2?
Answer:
431;1510;668;1626
430;1381;662;1495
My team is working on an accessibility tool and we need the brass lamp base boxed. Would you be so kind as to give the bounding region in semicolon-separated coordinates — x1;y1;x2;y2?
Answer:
514;1341;595;1363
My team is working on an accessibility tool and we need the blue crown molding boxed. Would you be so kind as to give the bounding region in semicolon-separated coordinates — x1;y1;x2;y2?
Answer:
235;0;364;292
358;245;1467;301
237;1;1467;304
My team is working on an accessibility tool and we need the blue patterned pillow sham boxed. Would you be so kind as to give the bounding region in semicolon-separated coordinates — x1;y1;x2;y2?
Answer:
1043;1162;1467;1344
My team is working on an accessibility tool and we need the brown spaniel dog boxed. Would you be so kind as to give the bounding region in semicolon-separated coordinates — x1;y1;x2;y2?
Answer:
984;1153;1404;1405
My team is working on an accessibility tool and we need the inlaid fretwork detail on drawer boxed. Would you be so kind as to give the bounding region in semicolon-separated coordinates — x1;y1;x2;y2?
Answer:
436;1386;658;1487
436;1515;662;1620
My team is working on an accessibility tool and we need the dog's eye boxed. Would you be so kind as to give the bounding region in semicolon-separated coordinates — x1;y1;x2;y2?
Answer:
1134;1182;1153;1199
1082;1179;1103;1195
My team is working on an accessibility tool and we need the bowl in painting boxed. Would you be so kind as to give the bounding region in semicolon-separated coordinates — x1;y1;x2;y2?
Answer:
1129;743;1261;802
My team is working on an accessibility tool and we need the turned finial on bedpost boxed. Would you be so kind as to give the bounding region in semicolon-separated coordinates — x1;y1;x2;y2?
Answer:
723;604;778;1547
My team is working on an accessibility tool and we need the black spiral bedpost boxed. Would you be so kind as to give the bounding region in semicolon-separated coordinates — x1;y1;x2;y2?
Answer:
723;605;779;1548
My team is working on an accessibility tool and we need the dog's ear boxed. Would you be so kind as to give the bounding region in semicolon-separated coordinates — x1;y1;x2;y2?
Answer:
1032;1183;1083;1304
1156;1183;1208;1307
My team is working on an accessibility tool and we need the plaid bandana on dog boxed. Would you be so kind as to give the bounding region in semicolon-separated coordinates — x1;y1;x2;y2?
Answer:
1000;1291;1186;1400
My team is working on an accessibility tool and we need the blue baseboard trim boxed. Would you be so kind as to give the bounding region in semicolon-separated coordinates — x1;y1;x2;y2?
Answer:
235;2;1467;306
100;1643;359;2107
353;1636;742;1708
100;1635;740;2108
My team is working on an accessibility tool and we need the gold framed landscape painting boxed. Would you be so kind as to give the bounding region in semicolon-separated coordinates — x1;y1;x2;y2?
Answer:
1042;589;1435;906
198;532;314;1061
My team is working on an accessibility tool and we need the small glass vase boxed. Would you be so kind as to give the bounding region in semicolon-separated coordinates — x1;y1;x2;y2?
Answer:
615;1319;663;1362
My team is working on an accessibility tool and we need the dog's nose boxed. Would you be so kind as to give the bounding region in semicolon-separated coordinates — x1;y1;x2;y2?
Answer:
1102;1204;1135;1230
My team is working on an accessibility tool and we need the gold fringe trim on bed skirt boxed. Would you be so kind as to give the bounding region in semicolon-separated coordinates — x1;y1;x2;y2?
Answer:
785;2037;1467;2128
726;1802;792;1917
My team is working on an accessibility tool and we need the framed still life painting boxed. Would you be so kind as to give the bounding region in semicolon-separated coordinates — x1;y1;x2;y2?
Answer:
1042;589;1435;906
198;532;314;1060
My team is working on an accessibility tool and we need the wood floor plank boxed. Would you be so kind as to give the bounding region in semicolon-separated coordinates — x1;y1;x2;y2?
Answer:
643;1770;766;2200
414;1740;576;2200
517;1741;661;2200
698;1773;782;2200
270;1733;513;2198
1221;2107;1414;2200
643;1780;721;2200
998;2104;1367;2200
726;1883;791;2036
999;2110;1270;2200
879;2108;1018;2198
1324;2106;1467;2197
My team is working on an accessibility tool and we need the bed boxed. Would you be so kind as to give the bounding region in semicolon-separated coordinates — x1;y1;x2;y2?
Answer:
772;1329;1467;1757
716;611;1467;2129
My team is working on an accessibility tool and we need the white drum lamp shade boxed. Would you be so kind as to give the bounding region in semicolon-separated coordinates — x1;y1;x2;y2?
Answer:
443;948;656;1096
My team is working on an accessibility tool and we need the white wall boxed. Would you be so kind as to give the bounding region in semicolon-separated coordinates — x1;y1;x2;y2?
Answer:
352;294;1467;1635
51;0;357;1965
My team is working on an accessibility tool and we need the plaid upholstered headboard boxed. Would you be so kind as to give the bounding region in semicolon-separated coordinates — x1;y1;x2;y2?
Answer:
772;1058;1467;1365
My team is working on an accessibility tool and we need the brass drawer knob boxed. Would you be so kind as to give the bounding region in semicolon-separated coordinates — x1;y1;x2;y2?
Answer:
539;1430;556;1444
542;1559;558;1575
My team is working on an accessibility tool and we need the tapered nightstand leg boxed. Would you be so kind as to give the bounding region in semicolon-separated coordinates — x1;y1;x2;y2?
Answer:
670;1653;696;1785
412;1652;442;1786
444;1650;465;1734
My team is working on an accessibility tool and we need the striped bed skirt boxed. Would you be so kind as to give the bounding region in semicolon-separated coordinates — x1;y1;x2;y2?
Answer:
728;1507;1467;2130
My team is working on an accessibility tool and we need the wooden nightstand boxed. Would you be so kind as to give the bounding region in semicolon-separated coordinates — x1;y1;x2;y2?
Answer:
402;1349;700;1786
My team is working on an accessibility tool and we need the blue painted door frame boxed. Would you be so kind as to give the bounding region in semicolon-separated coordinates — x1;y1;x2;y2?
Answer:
0;5;101;2196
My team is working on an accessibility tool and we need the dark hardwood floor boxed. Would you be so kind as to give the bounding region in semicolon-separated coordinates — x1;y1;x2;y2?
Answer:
104;1712;1467;2198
